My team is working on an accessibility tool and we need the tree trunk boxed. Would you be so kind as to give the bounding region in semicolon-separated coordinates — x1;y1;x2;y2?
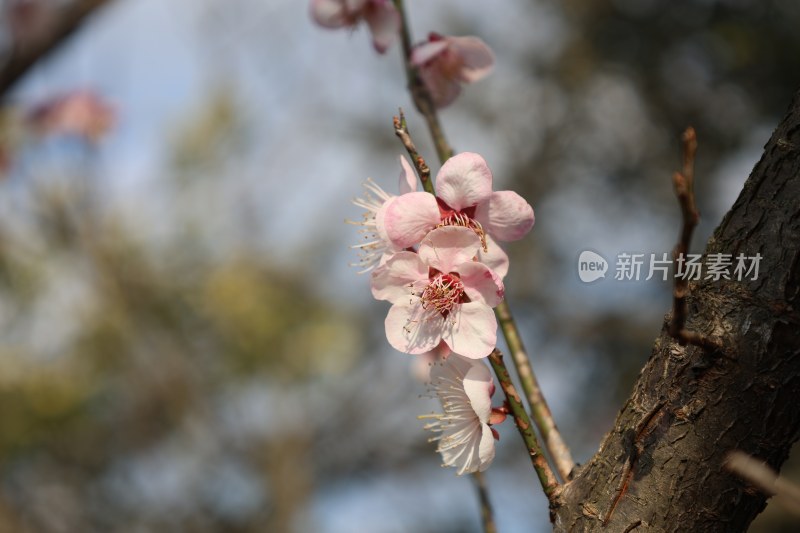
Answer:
552;91;800;532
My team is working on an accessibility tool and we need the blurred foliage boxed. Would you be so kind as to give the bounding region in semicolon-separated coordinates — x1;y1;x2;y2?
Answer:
0;88;366;531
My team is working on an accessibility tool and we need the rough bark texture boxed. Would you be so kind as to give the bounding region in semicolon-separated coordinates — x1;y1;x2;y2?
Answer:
553;92;800;532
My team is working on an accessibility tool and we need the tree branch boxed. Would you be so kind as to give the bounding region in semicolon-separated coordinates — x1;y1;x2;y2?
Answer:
668;127;723;351
472;471;498;533
392;0;452;163
553;90;800;532
393;109;433;195
488;349;560;506
1;0;110;96
495;300;575;481
725;451;800;516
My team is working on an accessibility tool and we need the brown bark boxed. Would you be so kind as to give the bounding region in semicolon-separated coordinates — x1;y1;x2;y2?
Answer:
553;91;800;531
0;0;110;96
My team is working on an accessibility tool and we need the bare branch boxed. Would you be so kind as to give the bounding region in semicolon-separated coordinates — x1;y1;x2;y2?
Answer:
392;109;433;195
488;349;561;507
726;451;800;516
1;0;111;96
668;127;723;351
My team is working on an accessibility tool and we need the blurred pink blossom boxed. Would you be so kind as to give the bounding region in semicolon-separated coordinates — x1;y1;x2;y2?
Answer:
411;33;495;108
310;0;400;54
27;90;115;142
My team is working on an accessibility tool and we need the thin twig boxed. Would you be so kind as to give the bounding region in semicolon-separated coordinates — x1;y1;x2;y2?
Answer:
1;0;111;96
393;109;433;194
668;127;722;351
472;471;498;533
495;300;575;481
725;451;800;516
392;0;453;163
488;349;560;503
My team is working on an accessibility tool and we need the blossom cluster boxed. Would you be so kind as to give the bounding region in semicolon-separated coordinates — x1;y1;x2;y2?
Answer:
350;152;534;473
316;0;527;476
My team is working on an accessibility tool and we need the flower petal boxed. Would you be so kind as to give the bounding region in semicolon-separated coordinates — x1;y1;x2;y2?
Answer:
411;341;451;383
448;36;495;83
435;153;493;211
371;251;427;303
385;300;445;354
477;235;509;279
310;0;348;28
418;226;481;273
419;67;462;108
384;191;440;248
476;424;496;472
398;155;417;194
373;199;392;244
364;0;400;53
410;39;449;66
462;361;493;423
474;190;535;242
454;262;504;307
442;301;497;358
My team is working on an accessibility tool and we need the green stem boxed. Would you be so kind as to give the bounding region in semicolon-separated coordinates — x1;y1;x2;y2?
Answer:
488;349;560;502
495;300;575;480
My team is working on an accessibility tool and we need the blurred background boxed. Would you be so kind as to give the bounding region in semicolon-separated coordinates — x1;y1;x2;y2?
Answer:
0;0;799;531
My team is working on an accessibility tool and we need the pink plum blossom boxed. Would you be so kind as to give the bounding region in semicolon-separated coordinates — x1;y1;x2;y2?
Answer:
421;354;507;475
371;226;504;359
383;152;534;278
348;155;416;272
310;0;400;54
411;33;495;108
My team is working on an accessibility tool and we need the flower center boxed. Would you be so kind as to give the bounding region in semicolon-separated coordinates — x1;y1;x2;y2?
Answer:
438;211;488;252
420;273;465;317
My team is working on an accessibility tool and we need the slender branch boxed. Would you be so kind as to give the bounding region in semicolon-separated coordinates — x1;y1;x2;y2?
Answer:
488;349;560;504
392;0;575;482
472;471;498;533
495;300;575;481
668;127;722;351
393;109;433;194
392;0;452;163
1;0;111;96
725;451;800;516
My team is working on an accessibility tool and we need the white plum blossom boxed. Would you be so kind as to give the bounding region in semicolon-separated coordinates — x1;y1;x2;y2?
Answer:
371;226;504;359
421;354;505;475
348;155;416;272
411;33;495;108
384;152;534;278
310;0;401;54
